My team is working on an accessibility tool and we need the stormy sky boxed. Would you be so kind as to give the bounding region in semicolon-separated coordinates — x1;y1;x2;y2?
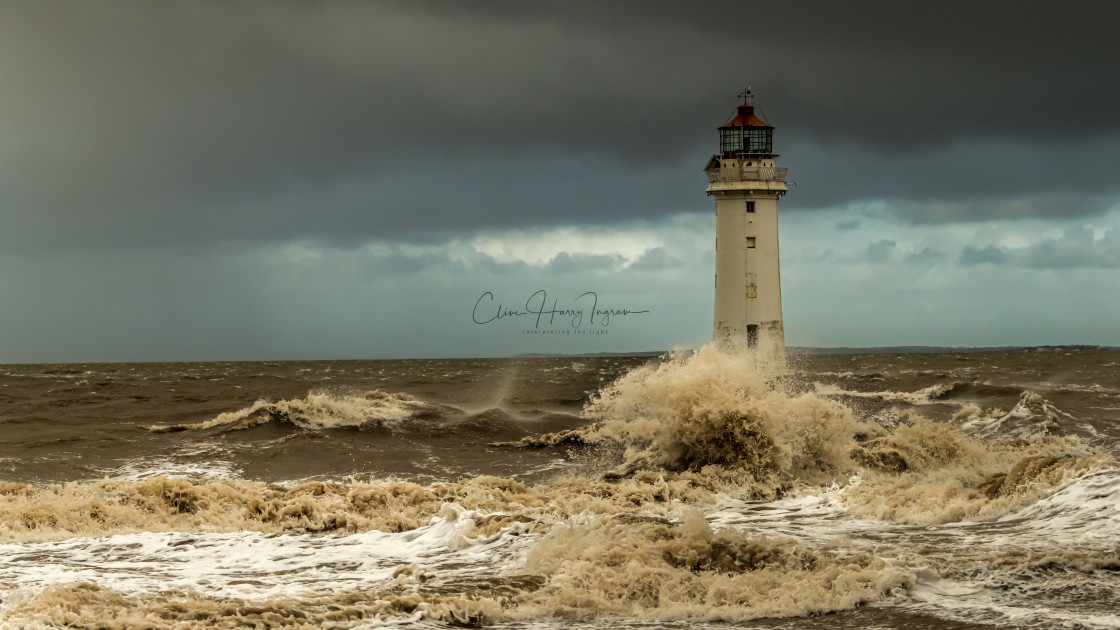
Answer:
2;1;1119;362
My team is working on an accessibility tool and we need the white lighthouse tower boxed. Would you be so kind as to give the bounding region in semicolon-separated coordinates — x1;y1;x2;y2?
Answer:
705;90;790;361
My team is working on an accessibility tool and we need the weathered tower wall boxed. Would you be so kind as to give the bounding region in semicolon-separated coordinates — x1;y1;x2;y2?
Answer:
707;158;788;362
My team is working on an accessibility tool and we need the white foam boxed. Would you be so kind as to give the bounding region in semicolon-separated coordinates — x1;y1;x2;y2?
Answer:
0;504;532;601
705;488;892;545
99;446;242;481
989;468;1120;546
152;389;456;432
957;391;1083;441
904;569;1120;630
813;381;960;405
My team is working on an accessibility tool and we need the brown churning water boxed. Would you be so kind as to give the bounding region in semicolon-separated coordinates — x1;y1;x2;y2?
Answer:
0;348;1118;628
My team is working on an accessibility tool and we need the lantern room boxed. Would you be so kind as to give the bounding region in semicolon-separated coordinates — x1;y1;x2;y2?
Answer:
719;89;773;157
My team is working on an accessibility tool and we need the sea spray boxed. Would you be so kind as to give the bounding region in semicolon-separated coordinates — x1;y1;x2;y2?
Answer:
582;346;867;487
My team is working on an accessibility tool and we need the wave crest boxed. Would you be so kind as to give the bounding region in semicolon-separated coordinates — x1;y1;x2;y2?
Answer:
956;390;1080;440
150;390;458;433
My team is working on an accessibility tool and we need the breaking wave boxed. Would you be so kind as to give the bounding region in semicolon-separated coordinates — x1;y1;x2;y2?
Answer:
813;380;1033;407
149;390;461;433
813;380;965;404
954;390;1092;441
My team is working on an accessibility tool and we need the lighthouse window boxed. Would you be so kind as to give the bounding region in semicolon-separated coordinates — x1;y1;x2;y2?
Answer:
719;128;744;153
746;237;756;248
746;128;772;153
746;201;755;213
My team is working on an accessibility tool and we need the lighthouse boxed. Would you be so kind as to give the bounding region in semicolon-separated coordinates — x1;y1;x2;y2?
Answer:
704;90;790;361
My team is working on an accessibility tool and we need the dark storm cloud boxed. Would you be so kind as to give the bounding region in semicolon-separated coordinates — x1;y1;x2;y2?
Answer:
2;0;1119;252
788;139;1120;220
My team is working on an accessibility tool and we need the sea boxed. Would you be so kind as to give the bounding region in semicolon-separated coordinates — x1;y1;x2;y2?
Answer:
0;347;1118;629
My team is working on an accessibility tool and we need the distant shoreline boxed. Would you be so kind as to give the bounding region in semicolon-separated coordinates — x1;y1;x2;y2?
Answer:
790;344;1119;355
5;345;1116;365
513;345;1119;358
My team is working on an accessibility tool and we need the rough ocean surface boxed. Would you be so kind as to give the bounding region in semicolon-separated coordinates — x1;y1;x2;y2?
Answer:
0;349;1118;629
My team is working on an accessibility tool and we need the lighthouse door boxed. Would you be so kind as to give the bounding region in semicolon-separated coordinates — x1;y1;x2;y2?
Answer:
746;324;759;348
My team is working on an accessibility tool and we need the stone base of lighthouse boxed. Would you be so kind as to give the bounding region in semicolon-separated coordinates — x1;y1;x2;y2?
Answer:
709;176;787;364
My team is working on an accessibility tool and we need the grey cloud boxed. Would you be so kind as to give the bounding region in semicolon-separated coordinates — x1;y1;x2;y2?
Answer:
879;191;1117;226
1019;227;1120;269
545;252;626;274
835;220;861;231
358;246;529;279
628;247;684;271
788;140;1120;221
958;228;1120;269
0;151;698;253
331;244;641;280
866;240;897;263
906;247;943;264
959;245;1008;265
473;256;531;276
367;249;457;277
